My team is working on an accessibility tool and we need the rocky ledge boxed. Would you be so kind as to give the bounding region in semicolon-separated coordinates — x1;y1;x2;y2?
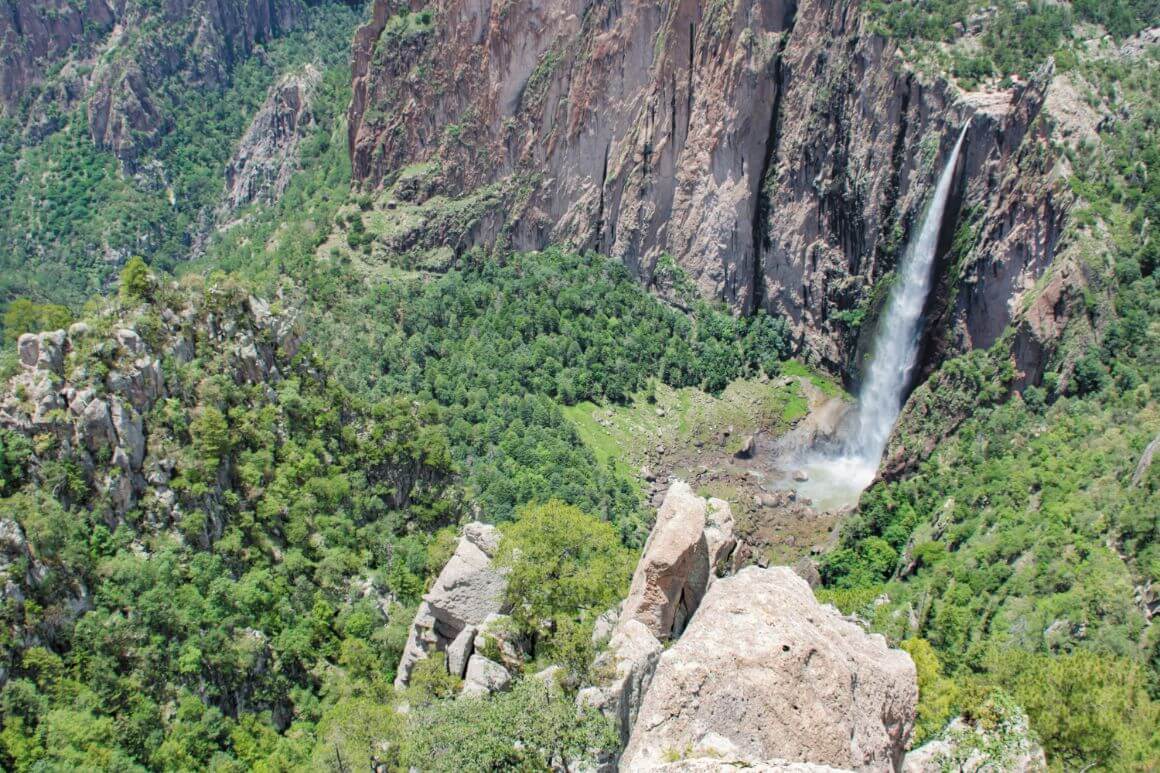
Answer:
622;566;917;771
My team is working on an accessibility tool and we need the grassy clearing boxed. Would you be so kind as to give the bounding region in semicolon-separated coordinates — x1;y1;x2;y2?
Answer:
563;364;846;478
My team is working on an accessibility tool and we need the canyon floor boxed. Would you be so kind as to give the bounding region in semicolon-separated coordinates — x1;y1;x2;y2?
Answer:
564;366;852;567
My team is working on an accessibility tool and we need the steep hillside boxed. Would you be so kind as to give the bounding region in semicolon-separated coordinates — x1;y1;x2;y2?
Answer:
0;1;360;323
0;266;458;768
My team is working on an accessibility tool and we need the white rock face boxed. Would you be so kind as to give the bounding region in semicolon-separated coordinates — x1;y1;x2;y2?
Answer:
460;655;512;698
219;65;321;219
622;567;917;772
621;481;735;639
577;618;665;746
394;522;507;687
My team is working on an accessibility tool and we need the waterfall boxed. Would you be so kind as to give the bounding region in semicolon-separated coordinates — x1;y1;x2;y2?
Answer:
847;125;968;464
788;127;967;511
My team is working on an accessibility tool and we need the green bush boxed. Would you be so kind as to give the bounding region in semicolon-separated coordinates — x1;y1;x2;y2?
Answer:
495;500;634;643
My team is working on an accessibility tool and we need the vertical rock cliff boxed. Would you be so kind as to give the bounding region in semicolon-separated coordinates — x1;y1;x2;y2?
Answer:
347;0;1076;387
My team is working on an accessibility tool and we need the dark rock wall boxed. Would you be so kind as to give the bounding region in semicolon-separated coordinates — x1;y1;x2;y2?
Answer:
348;0;1076;387
3;0;335;162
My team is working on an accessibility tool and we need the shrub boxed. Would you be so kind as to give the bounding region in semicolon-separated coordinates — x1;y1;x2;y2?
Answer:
494;500;633;643
118;257;152;303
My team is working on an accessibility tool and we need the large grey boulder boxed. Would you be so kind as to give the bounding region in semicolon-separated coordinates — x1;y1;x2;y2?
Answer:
621;481;734;639
622;567;917;772
576;619;664;747
460;654;512;698
394;522;507;687
445;626;476;679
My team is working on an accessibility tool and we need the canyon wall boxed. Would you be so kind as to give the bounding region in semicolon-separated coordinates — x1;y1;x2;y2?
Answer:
348;0;1076;386
3;0;331;162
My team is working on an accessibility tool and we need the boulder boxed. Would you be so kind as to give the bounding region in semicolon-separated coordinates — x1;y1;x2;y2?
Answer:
78;398;117;452
394;522;507;687
460;655;512;697
623;481;735;639
35;330;66;374
17;334;39;369
577;619;664;747
533;664;565;686
793;556;822;589
114;328;144;355
446;626;476;679
735;434;756;459
622;567;916;772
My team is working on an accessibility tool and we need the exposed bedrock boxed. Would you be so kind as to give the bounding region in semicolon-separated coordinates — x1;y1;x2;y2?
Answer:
219;65;322;219
4;0;336;162
348;0;1074;387
621;566;917;772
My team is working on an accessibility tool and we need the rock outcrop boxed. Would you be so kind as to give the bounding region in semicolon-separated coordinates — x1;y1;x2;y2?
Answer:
218;65;322;220
0;288;301;520
622;566;917;772
903;708;1047;772
0;282;304;688
576;482;735;757
4;0;330;163
621;481;734;639
347;0;1073;386
577;617;665;747
394;522;509;688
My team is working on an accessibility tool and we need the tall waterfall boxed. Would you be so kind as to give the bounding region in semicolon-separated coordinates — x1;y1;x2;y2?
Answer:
790;127;967;511
847;125;968;464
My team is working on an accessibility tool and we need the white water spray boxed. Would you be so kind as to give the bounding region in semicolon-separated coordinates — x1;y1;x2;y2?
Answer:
790;126;967;510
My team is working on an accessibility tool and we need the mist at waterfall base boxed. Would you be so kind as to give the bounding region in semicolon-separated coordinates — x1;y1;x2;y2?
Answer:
785;127;968;512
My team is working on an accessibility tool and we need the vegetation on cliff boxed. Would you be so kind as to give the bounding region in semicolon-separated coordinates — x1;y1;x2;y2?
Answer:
0;0;1157;770
871;0;1158;87
0;3;362;329
821;18;1160;769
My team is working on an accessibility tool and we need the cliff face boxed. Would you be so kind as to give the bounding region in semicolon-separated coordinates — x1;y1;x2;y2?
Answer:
347;0;1075;386
0;0;115;112
4;0;323;162
219;65;322;220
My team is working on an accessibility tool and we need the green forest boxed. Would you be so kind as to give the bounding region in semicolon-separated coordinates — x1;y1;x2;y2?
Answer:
0;0;1157;769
